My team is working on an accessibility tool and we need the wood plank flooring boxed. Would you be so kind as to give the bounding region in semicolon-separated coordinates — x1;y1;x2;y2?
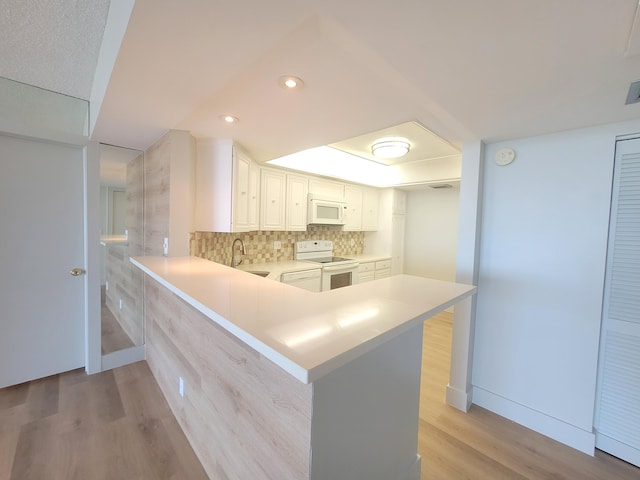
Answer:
0;362;207;480
1;312;638;479
419;312;640;480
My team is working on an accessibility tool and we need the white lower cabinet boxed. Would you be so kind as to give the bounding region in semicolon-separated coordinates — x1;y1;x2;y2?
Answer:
358;258;391;283
374;259;391;279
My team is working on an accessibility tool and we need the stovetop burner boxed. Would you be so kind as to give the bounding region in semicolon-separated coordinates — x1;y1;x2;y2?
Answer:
306;256;353;264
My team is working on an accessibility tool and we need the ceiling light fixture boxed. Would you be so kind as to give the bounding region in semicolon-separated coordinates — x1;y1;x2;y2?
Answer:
278;75;304;90
371;137;410;159
220;114;239;124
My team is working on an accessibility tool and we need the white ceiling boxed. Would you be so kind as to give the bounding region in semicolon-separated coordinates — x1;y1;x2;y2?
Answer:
4;1;640;170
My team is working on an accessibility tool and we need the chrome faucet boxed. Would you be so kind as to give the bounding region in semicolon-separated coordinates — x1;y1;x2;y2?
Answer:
230;238;246;268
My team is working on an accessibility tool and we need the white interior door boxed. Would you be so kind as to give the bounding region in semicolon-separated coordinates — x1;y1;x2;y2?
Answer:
594;137;640;467
0;134;85;388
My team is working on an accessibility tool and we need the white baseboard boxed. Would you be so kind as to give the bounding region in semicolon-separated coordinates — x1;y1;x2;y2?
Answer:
473;387;595;455
101;345;145;371
596;432;640;468
405;454;421;480
446;384;472;412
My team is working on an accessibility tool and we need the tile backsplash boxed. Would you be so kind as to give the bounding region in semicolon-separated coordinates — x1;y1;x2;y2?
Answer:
190;227;365;265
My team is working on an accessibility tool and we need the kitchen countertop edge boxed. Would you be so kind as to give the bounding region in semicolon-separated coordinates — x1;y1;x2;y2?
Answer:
130;255;476;384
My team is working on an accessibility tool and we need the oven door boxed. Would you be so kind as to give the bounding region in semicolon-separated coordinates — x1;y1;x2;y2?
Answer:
322;263;359;291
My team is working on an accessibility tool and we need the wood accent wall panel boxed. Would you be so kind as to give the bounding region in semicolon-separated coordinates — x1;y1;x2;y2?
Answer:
105;245;143;345
144;277;313;479
144;133;171;256
104;151;145;347
126;153;144;257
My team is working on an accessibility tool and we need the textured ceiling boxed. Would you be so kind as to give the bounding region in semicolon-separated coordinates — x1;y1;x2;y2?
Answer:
0;0;110;100
4;1;640;177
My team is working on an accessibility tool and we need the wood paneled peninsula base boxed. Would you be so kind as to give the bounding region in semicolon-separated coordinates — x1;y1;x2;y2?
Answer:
131;256;475;480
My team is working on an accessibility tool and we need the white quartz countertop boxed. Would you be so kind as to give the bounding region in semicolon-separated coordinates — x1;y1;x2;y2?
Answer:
234;255;391;280
352;254;391;263
131;256;476;384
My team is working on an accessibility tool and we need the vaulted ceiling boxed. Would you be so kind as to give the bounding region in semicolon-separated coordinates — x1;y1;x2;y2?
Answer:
3;1;640;166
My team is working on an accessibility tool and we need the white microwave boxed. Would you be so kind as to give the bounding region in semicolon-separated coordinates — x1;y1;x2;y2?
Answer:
307;194;347;225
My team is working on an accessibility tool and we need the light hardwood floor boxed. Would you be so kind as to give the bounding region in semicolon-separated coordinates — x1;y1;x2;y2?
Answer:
0;362;207;480
419;312;639;480
1;312;638;479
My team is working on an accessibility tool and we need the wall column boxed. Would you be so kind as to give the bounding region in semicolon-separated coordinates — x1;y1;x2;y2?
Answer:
446;140;484;411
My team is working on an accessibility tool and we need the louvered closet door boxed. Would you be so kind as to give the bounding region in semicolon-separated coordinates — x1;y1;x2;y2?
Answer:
594;137;640;467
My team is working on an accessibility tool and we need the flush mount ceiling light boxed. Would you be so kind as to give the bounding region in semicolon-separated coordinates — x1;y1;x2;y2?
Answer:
371;137;410;159
219;114;239;124
278;75;304;90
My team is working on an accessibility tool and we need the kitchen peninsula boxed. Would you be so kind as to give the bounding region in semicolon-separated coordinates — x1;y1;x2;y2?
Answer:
131;255;475;480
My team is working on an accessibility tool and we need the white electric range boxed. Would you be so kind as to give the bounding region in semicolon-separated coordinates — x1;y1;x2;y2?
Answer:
294;240;359;291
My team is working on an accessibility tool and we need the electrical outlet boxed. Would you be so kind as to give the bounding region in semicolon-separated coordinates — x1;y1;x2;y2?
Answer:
273;241;281;250
179;377;184;397
163;237;169;256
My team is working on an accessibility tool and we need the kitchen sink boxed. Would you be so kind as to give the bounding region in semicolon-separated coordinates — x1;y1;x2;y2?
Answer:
248;271;270;277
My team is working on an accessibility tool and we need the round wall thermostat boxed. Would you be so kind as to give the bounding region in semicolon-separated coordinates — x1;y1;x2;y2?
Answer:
495;148;515;166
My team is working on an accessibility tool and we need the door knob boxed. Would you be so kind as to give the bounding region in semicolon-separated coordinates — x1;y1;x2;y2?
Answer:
69;268;86;276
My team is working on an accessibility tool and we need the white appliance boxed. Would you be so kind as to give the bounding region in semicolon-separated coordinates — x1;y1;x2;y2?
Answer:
281;269;322;292
307;194;347;226
294;240;358;291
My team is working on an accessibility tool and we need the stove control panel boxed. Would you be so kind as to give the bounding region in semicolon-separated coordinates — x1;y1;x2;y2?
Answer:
294;240;333;255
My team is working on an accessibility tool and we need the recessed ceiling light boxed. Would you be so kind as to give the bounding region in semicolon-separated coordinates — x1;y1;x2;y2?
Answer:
371;137;410;159
278;75;304;90
219;114;239;124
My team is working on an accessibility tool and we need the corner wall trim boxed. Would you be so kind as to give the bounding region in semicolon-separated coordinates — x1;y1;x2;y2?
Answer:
446;384;472;412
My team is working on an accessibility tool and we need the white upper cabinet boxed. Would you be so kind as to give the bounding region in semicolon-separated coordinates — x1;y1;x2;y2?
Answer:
260;168;286;231
344;185;363;231
247;163;260;230
308;178;345;199
362;187;379;231
195;138;260;233
344;184;379;231
286;174;309;231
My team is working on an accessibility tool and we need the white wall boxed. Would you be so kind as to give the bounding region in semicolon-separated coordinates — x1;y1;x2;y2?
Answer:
404;186;459;282
472;119;640;453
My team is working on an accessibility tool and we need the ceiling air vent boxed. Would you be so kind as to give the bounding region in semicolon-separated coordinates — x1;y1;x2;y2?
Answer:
428;183;453;189
625;80;640;105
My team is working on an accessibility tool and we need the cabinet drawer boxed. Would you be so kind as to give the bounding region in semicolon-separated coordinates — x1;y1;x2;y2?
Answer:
375;259;391;271
359;271;375;283
358;262;375;273
374;268;391;280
